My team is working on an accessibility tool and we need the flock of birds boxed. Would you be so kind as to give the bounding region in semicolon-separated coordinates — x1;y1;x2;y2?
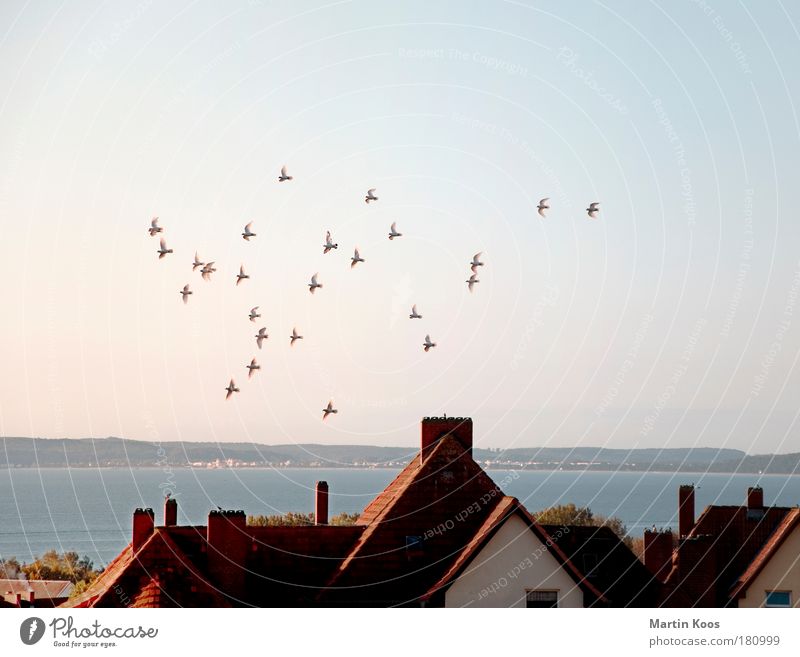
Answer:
148;166;601;419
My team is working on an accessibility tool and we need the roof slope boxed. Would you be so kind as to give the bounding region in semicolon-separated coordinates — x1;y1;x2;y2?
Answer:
320;435;505;605
540;524;658;607
62;522;364;608
422;498;607;606
244;525;364;606
63;528;230;608
730;507;800;601
662;504;794;607
0;578;74;600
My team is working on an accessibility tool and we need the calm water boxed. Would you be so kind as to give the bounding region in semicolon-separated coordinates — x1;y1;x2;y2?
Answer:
2;467;799;566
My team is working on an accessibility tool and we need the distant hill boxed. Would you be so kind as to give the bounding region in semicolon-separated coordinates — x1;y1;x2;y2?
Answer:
1;437;798;474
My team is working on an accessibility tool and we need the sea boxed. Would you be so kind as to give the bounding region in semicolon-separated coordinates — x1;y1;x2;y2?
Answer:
2;467;799;566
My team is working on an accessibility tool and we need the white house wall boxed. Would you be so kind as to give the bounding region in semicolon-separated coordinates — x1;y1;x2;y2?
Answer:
445;514;585;608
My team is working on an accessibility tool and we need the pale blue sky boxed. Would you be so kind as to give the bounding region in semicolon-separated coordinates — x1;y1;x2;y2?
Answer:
1;1;799;452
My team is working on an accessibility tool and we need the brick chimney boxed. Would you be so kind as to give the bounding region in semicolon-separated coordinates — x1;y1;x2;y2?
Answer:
132;508;154;550
678;485;695;538
164;496;177;526
643;530;673;582
15;593;21;607
315;481;329;526
421;416;472;461
28;590;35;606
747;486;764;509
207;510;248;595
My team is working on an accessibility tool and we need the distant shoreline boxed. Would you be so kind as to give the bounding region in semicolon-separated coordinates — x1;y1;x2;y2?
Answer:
2;437;798;475
1;464;797;476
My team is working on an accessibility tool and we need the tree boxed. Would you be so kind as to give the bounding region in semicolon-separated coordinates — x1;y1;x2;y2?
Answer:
330;512;359;526
2;551;101;599
535;503;595;526
247;512;314;526
534;503;633;548
247;511;359;527
0;557;22;579
21;550;99;585
629;535;645;561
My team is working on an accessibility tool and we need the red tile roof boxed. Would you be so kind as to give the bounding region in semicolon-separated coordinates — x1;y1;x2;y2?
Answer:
662;503;798;607
319;434;507;604
729;508;800;601
0;578;74;606
0;578;74;600
423;495;519;598
63;544;134;608
57;417;649;607
63;527;231;608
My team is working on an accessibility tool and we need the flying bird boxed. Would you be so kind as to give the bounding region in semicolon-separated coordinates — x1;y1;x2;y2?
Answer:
192;252;205;271
255;327;268;349
351;247;364;268
149;217;163;236
249;306;261;322
179;284;192;304
157;238;173;259
246;358;260;379
586;202;600;219
236;265;249;286
537;198;550;218
242;222;256;241
470;252;484;273
322;400;338;420
278;165;293;182
423;334;437;352
323;231;338;254
388;222;402;240
365;188;378;203
308;273;322;294
290;327;303;346
466;273;480;292
201;261;216;281
225;379;239;400
409;304;422;319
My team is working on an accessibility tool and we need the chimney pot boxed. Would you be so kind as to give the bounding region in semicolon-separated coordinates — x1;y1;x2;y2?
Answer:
678;485;695;538
132;508;155;550
315;481;329;525
28;590;35;605
747;486;764;509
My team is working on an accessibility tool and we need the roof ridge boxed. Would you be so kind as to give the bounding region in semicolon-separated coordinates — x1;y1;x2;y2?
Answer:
730;507;800;600
357;454;422;524
323;436;496;593
61;544;135;608
423;495;518;598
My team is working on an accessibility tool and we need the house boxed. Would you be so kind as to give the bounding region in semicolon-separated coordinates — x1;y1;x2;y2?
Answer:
538;524;658;607
643;485;800;607
64;416;653;608
0;579;74;607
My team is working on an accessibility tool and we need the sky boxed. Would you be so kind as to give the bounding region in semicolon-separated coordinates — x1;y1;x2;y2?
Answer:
0;0;799;453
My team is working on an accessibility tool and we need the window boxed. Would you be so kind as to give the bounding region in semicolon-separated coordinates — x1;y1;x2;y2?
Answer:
526;590;558;608
765;591;791;608
405;535;424;558
582;553;599;578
